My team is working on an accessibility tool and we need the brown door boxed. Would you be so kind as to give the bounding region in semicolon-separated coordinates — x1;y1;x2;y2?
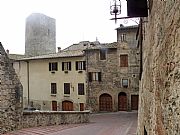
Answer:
52;101;57;111
131;95;139;110
99;93;112;111
118;92;127;111
80;103;84;111
62;101;73;111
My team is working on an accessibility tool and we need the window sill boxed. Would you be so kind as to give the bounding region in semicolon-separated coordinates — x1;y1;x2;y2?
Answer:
64;94;70;97
51;94;57;96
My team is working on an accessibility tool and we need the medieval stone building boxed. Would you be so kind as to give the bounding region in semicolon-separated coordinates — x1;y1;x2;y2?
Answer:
86;26;140;112
0;42;23;134
25;13;56;57
137;1;180;135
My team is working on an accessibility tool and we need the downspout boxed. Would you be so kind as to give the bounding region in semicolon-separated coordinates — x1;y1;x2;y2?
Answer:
26;61;30;107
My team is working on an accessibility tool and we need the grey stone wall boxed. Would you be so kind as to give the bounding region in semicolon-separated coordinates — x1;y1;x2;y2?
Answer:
86;41;139;112
22;111;90;128
137;1;180;135
0;43;23;134
25;13;56;57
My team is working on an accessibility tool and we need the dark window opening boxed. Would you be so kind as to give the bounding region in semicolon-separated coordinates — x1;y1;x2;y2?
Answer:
100;49;106;60
76;61;86;70
64;83;70;94
51;83;57;94
49;62;58;71
78;83;85;95
62;62;71;71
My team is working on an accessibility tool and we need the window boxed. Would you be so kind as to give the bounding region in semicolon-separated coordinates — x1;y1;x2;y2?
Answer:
52;101;57;111
100;49;106;60
64;83;70;94
89;72;101;82
121;34;126;42
120;54;128;67
49;62;58;71
78;83;84;95
76;61;86;70
51;83;57;94
122;79;128;88
62;62;71;71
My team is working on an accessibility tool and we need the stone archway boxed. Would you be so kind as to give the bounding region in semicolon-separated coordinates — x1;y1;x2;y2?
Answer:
99;93;112;111
118;92;127;111
62;101;73;111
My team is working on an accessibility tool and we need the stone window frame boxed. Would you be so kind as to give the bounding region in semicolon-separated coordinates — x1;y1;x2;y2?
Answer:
121;78;129;88
120;54;129;67
51;83;57;94
49;62;58;71
99;49;107;60
64;83;70;94
78;83;85;95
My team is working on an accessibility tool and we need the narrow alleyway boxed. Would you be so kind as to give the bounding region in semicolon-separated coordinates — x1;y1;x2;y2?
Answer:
5;111;137;135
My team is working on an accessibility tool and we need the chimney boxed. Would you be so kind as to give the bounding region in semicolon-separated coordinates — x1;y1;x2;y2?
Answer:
6;49;9;54
57;47;61;53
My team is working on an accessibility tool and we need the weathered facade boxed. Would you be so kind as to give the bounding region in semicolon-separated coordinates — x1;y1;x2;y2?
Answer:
0;42;23;134
25;13;56;57
14;50;87;111
86;26;140;112
137;1;180;135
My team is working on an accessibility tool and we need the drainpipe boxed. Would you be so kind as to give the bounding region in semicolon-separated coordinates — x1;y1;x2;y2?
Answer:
26;61;30;107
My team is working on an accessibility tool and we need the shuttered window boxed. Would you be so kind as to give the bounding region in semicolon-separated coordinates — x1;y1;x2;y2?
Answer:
62;62;71;71
88;72;101;82
51;83;57;94
49;62;58;71
120;55;128;67
76;61;86;70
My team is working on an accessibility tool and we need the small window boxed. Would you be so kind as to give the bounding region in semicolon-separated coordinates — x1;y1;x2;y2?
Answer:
89;72;101;82
64;83;70;94
76;61;86;70
120;55;128;67
100;49;106;60
49;62;58;71
62;62;71;71
121;34;126;42
51;83;57;94
78;83;84;95
122;79;128;88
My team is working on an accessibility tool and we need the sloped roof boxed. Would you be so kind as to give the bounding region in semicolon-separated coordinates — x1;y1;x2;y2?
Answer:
17;50;84;61
8;54;26;60
85;42;118;50
116;25;138;30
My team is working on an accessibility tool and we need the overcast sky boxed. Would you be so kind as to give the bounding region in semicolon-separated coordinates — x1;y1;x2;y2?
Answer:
0;0;137;54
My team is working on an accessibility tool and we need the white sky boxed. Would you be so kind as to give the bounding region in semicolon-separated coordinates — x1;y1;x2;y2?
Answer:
0;0;136;54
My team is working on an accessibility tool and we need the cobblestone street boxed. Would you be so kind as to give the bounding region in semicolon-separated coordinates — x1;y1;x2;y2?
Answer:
5;111;137;135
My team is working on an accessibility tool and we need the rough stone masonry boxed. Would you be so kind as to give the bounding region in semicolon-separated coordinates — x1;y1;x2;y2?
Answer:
0;42;23;134
137;0;180;135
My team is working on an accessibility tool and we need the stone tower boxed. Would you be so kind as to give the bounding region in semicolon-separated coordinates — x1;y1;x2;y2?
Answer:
25;13;56;57
0;42;23;134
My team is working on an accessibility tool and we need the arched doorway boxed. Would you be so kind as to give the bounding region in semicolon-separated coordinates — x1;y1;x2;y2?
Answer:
62;101;73;111
118;92;127;111
99;93;112;111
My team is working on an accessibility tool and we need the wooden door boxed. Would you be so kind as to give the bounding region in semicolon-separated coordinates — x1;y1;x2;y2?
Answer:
62;101;73;111
131;95;139;110
80;103;84;111
99;94;112;111
52;101;57;111
118;92;127;111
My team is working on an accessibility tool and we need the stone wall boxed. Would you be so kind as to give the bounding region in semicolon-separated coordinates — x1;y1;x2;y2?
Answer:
0;42;23;134
25;13;56;57
137;1;180;135
22;111;90;128
86;41;139;112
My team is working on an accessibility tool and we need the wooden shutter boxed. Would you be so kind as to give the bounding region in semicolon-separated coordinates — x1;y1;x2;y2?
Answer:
76;61;78;70
62;62;64;71
98;72;101;82
83;61;86;70
49;63;51;71
69;62;71;71
89;72;92;82
120;55;128;67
